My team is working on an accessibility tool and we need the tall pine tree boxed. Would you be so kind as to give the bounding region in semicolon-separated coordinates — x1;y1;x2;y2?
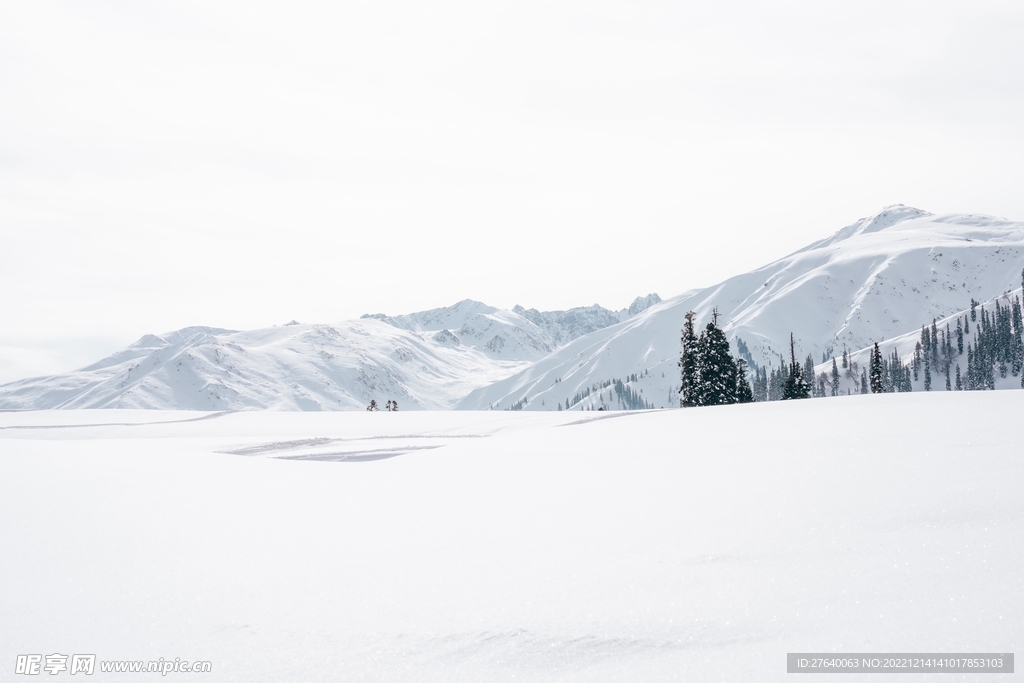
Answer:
924;353;932;391
696;310;738;406
679;311;699;407
735;357;754;404
869;342;884;393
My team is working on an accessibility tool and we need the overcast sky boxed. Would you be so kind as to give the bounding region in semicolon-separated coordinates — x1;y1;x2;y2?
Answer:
3;0;1024;383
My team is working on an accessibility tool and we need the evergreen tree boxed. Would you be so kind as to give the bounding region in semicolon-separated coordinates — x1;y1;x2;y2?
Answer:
881;356;893;393
678;311;699;407
1011;297;1023;377
735;357;754;404
917;339;925;382
830;358;840;396
955;364;962;391
679;309;746;407
753;366;768;402
803;354;816;393
967;344;975;390
696;311;738;406
841;347;848;369
769;362;784;401
923;353;932;391
860;367;869;394
693;328;709;404
887;348;904;392
782;334;811;400
869;342;884;393
956;317;964;355
944;362;951;391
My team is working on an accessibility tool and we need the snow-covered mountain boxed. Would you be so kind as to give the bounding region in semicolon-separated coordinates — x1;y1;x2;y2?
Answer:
5;205;1023;412
359;298;642;361
507;294;662;348
0;320;533;411
458;206;1024;411
0;299;646;411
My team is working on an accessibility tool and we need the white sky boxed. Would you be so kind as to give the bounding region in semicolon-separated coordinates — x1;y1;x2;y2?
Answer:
3;0;1024;383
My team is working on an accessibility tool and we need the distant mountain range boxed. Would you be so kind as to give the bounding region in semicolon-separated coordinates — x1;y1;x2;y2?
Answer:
3;205;1023;411
0;296;660;410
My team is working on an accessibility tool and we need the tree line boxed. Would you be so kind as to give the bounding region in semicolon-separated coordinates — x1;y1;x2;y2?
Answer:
868;286;1024;393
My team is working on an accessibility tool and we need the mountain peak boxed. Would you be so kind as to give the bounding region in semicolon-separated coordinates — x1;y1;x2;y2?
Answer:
854;204;932;236
626;293;662;317
801;205;933;253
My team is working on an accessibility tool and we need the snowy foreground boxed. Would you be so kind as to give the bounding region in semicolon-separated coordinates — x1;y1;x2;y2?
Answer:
1;394;1021;681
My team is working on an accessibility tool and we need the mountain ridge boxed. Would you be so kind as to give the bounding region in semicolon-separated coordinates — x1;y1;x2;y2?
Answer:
457;206;1024;411
4;206;1023;411
0;297;656;410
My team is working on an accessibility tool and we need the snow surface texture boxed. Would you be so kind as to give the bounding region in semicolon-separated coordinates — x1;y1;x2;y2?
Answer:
0;299;652;411
461;206;1024;411
1;394;1020;681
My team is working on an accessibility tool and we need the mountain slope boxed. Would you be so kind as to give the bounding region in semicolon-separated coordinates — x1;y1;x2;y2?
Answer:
0;320;535;411
818;286;1024;394
458;206;1024;411
0;299;649;411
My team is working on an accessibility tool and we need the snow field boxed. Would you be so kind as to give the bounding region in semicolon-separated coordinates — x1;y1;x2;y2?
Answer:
1;393;1021;681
